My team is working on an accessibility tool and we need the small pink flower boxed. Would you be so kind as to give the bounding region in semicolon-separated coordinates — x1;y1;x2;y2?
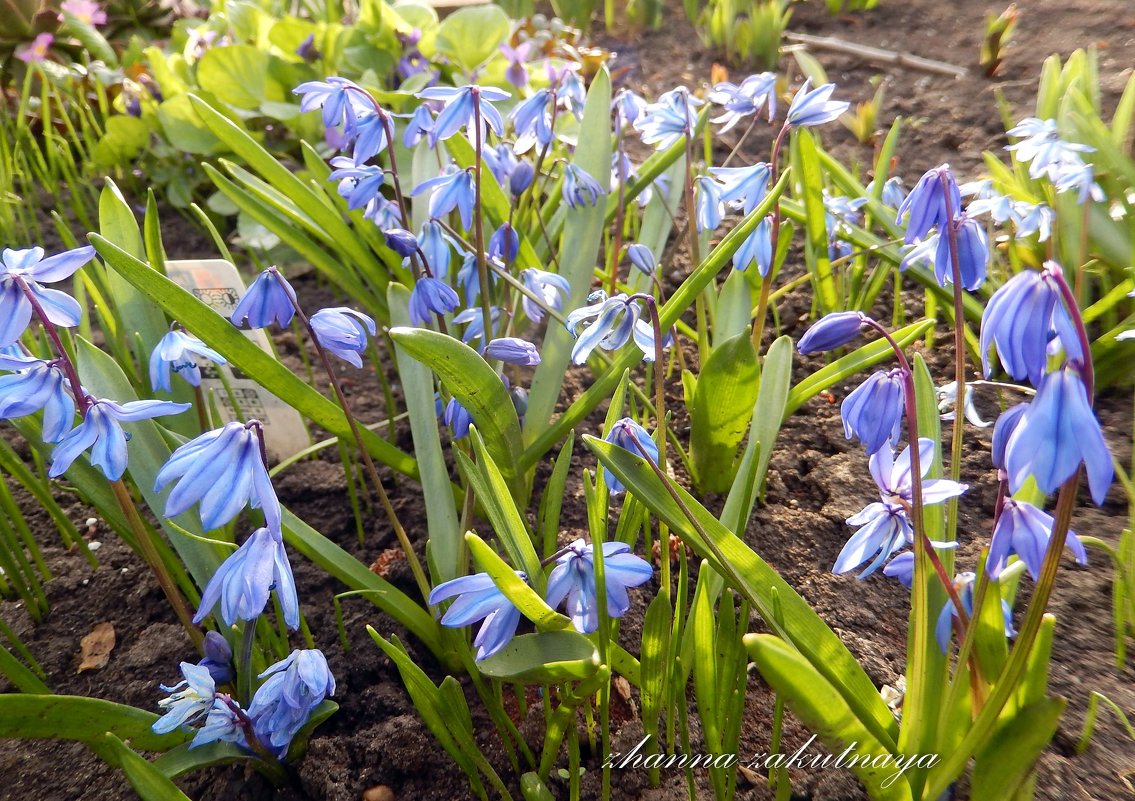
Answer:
62;0;108;25
16;33;54;64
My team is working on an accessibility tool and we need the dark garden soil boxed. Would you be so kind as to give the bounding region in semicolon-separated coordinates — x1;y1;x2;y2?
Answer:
3;0;1135;799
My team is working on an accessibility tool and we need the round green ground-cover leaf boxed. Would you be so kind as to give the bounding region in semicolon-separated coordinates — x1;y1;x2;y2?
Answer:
435;4;509;72
196;44;268;109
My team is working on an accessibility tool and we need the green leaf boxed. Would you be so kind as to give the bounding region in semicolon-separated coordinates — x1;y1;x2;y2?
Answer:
389;327;523;496
794;129;838;312
99;734;194;801
389;286;462;583
465;531;570;632
0;646;50;694
477;631;599;683
689;331;760;492
0;695;188;752
435;5;510;72
196;45;269;109
639;592;671;745
89;235;419;480
524;67;612;440
744;635;911;801
92;116;149;168
152;740;253;778
971;698;1065;800
157;95;222;155
585;437;899;749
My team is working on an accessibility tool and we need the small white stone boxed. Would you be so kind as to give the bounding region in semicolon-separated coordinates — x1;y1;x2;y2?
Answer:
88;541;102;551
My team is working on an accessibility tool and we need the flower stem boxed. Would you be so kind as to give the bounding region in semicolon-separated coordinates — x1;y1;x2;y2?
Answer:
939;172;968;546
471;90;495;351
273;272;432;604
750;123;791;352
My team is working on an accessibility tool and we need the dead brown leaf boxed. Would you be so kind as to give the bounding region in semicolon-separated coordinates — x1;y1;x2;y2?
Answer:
78;622;116;673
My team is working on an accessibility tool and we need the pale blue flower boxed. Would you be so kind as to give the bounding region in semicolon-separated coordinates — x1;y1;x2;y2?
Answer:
709;73;777;131
152;662;215;735
417;85;510;147
510;88;554;152
485;337;540;365
708;163;771;215
987;499;1086;580
0;359;76;442
694;175;725;232
155;421;281;531
841;368;905;454
50;398;189;480
150;330;226;392
429;571;524;660
411;165;476;229
797;311;866;354
328;158;385;210
409;277;460;326
603;417;658;494
311;307;376;368
231;268;298;330
519;268;570;323
634;87;702;150
248;649;335;758
0;245;95;346
402;103;434;148
896;165;960;244
563;164;605;209
546;539;652;634
937;572;1014;652
626;243;656;276
193;526;299;630
785;80;849;127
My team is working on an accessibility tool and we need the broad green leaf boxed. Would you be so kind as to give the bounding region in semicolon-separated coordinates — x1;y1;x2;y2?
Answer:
389;285;462;583
99;734;194;801
465;531;569;632
388;327;523;497
196;45;268;109
744;635;911;801
0;646;50;694
692;579;721;751
157;95;222;155
435;4;510;72
92;116;149;167
525;68;612;440
971;698;1065;800
89;235;419;480
586;437;899;749
0;695;188;752
477;631;599;683
639;592;671;747
153;740;252;778
689;330;759;492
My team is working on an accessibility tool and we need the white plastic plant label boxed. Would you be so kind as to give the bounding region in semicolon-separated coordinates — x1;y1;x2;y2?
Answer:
165;259;310;461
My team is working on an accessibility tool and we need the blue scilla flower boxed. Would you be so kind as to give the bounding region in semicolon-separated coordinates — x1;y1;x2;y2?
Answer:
483;144;530;196
488;223;519;264
150;330;226;393
519;268;570;323
1011;201;1055;241
1004;366;1112;505
443;396;473;439
453;305;501;346
1005;117;1093;181
417;85;510;147
231;268;298;329
612;87;648;134
383;228;419;258
50;398;189;481
155;421;281;531
311;307;376;368
785;80;849;127
411;166;476;229
694;175;725;233
865;176;907;210
152;661;216;735
933;214;988;290
429;571;524;661
365;196;402;230
555;68;587;120
871;437;968;508
563;164;605;209
510;88;554;152
294;77;369;137
1052;159;1104;204
546;539;653;634
797;311;866;355
409;276;460;326
936;572;1015;653
191;696;247;750
402;103;434;148
626;243;656;276
634;87;702;150
248;649;335;758
198;631;234;686
980;265;1063;387
419;220;458;277
348;111;391;165
328;157;385;210
708;163;771;216
834;501;912;578
708;73;777;131
193;526;299;630
991;403;1028;470
0;359;76;442
987;499;1087;580
882;551;914;588
603;417;658;494
733;218;773;276
824;192;867;262
1;245;95;346
841;368;905;454
896;165;961;244
565;291;640;365
485;337;540;366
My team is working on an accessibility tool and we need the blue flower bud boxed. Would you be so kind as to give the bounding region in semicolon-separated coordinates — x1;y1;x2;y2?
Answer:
797;311;866;354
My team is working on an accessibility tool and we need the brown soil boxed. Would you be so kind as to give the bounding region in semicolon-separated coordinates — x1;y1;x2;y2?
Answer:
3;1;1135;800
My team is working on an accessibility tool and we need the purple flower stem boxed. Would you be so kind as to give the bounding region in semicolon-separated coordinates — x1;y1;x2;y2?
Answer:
270;271;432;604
15;273;202;648
939;172;969;542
